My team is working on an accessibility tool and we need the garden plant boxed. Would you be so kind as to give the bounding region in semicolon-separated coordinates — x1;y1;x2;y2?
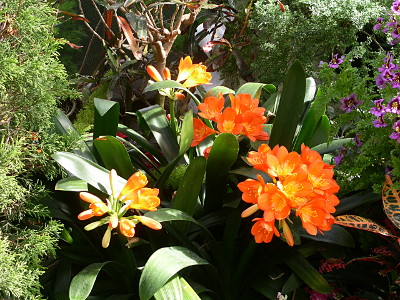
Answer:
1;0;400;300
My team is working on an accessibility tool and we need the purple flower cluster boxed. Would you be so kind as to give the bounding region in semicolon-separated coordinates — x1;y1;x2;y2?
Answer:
319;54;345;69
339;93;362;113
370;96;400;142
375;53;400;89
374;0;400;45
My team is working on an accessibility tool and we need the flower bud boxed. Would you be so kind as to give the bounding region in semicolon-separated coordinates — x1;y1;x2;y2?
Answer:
102;227;112;248
135;215;162;230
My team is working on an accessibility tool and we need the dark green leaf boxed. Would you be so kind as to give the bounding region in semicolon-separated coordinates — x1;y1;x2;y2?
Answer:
137;105;179;162
269;60;306;150
311;138;352;155
284;251;331;294
93;98;120;139
334;190;381;215
204;133;239;212
69;262;111;300
139;246;209;300
179;110;194;156
93;136;134;179
309;115;330;148
299;224;355;247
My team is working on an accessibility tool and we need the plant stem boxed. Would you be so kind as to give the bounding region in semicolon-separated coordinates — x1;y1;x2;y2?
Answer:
169;98;178;138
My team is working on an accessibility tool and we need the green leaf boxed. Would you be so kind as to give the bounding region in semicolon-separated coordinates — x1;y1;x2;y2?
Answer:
93;136;135;179
139;246;209;300
69;262;111;300
311;138;352;155
269;60;306;150
334;190;381;215
236;82;271;99
52;152;126;195
144;80;185;93
299;224;355;247
137;105;179;162
304;77;317;103
309;115;330;148
55;176;88;191
52;110;97;162
204;86;235;98
125;12;147;40
154;275;183;300
284;251;331;294
179;110;194;156
93;98;120;139
204;133;239;212
172;157;206;216
118;124;168;165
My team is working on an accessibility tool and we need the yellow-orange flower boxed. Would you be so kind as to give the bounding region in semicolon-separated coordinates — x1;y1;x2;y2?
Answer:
146;65;164;82
119;217;136;237
78;192;109;220
176;56;212;87
215;107;243;135
296;199;335;235
126;187;160;211
118;171;148;201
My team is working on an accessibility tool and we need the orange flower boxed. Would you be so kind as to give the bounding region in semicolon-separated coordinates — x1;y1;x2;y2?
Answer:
203;146;212;159
146;65;163;82
251;218;280;243
215;107;243;135
307;160;340;196
197;93;225;122
134;215;162;230
176;56;212;88
118;171;148;201
258;183;291;221
78;192;109;220
240;111;269;142
127;188;160;211
192;118;218;147
237;175;266;204
229;93;263;115
296;199;335;235
119;217;136;237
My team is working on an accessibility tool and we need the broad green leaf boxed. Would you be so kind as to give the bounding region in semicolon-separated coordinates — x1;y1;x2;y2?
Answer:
93;136;134;179
180;277;202;300
69;262;111;300
204;86;235;98
236;82;273;99
282;273;303;295
178;110;194;156
299;224;355;247
154;275;183;300
334;190;381;215
263;92;280;114
144;80;185;93
139;246;209;300
93;98;119;139
118;124;167;165
269;60;306;150
335;215;395;237
311;138;352;155
172;157;206;216
204;133;239;212
137;105;179;162
309;115;330;148
304;77;317;103
52;110;96;162
55;176;88;191
52;152;126;195
230;167;272;182
284;251;331;294
382;175;400;229
125;12;147;40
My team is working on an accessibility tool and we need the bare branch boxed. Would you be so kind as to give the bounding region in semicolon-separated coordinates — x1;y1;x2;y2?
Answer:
90;0;115;38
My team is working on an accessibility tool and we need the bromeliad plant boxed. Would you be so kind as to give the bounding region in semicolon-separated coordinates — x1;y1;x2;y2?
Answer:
48;58;355;299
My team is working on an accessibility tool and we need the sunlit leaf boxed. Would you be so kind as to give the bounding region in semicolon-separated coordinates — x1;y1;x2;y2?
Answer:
382;175;400;229
55;176;88;192
204;86;235;98
139;246;209;300
335;215;396;237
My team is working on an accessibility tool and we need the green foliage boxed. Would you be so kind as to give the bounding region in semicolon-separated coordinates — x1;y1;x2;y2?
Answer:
232;0;388;85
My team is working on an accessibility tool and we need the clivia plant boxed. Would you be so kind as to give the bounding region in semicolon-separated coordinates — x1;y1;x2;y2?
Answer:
48;57;359;299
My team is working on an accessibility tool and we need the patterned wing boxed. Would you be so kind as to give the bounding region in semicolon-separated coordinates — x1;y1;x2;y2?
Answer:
382;175;400;230
335;215;395;237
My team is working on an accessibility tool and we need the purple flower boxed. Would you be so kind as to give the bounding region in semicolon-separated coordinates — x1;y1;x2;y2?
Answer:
372;115;389;127
370;99;386;116
339;93;362;112
333;146;346;165
328;54;344;69
374;17;384;30
391;72;400;88
378;53;398;72
392;23;400;39
387;96;400;114
354;133;362;147
392;0;400;15
389;120;400;142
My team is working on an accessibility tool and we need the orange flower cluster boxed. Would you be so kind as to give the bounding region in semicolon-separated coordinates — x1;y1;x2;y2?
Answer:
191;93;270;147
147;56;212;100
78;170;162;248
238;144;340;246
